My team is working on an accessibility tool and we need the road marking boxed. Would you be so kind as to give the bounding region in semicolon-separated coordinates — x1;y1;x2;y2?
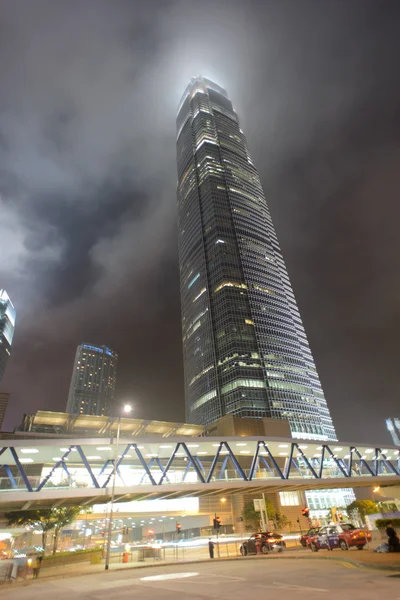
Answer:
272;582;329;592
177;574;247;585
209;573;246;581
334;561;359;570
140;572;199;582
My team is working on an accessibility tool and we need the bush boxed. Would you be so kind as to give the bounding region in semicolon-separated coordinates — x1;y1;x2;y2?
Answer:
43;548;101;561
375;519;400;529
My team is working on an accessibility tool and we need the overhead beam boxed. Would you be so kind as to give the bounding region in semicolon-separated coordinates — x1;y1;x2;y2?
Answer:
81;495;103;506
51;499;65;508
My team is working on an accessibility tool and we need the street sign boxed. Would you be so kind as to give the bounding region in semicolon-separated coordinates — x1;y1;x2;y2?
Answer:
253;499;265;512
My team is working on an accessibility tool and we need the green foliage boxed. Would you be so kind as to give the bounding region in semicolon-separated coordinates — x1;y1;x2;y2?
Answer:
277;513;291;529
346;500;379;523
5;506;83;554
43;548;102;561
375;518;400;529
242;502;260;527
242;500;291;531
50;506;82;554
5;508;52;529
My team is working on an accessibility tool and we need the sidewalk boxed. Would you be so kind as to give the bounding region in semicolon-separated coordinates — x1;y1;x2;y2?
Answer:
304;549;400;571
2;547;399;590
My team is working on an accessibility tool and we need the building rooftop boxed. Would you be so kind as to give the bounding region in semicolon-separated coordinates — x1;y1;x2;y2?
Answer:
177;76;228;113
15;410;205;439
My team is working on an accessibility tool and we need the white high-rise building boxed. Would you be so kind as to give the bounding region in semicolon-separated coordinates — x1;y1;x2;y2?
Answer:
0;290;16;384
66;344;118;416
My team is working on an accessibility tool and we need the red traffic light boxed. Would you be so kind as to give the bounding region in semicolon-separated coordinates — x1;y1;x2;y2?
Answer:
213;517;222;530
176;523;182;533
301;507;310;518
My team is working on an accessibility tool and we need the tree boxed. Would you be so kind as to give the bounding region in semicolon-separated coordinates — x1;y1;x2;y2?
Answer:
242;502;261;528
346;500;379;523
6;506;82;554
242;500;291;531
6;509;55;552
50;506;82;554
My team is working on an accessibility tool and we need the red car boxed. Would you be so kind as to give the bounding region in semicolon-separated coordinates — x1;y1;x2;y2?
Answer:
300;526;320;547
309;523;371;551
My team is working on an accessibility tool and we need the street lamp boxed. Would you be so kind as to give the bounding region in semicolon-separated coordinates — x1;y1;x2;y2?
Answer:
372;486;382;508
105;403;132;570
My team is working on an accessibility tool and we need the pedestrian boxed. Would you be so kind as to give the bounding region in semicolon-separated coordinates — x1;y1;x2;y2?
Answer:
255;537;262;555
10;559;19;582
32;554;43;578
208;538;215;559
36;555;43;577
386;522;400;552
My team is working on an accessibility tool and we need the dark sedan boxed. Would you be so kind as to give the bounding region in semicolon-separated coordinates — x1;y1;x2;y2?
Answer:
240;532;286;555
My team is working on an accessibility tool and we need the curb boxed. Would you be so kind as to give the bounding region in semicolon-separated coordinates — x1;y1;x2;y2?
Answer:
262;553;400;573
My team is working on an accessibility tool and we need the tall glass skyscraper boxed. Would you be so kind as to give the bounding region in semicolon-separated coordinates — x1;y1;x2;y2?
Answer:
0;290;16;384
386;417;400;445
66;344;118;416
176;77;336;441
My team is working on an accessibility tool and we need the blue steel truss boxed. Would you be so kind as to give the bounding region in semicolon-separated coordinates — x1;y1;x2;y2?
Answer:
0;440;399;494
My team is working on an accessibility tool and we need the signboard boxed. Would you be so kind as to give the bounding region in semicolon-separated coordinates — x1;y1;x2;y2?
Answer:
253;499;265;512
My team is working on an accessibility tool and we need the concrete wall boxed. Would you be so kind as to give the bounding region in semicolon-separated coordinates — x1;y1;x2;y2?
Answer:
204;416;291;438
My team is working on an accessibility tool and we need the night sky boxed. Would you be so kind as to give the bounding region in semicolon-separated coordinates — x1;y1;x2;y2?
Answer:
1;0;399;445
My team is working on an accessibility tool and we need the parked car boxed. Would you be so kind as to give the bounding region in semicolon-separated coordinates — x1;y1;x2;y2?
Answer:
300;527;320;547
309;523;371;552
240;532;286;555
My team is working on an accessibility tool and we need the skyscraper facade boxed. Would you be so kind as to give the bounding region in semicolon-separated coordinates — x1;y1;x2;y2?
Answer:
176;77;335;441
386;417;400;445
66;344;118;416
0;290;16;384
0;392;10;430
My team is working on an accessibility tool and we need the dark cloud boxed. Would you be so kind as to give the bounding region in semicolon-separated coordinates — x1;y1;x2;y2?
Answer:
0;0;399;444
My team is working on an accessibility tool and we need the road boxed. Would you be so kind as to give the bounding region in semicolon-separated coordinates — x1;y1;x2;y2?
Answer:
1;558;399;600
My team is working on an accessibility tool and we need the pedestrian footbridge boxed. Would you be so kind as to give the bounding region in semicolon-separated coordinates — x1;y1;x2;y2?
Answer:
0;436;399;510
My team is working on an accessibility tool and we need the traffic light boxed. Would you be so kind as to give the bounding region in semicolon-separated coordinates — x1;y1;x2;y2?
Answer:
301;507;310;519
176;523;182;534
213;516;221;530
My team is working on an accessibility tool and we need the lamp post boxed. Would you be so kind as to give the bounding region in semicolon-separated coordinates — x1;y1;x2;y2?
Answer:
105;403;132;570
